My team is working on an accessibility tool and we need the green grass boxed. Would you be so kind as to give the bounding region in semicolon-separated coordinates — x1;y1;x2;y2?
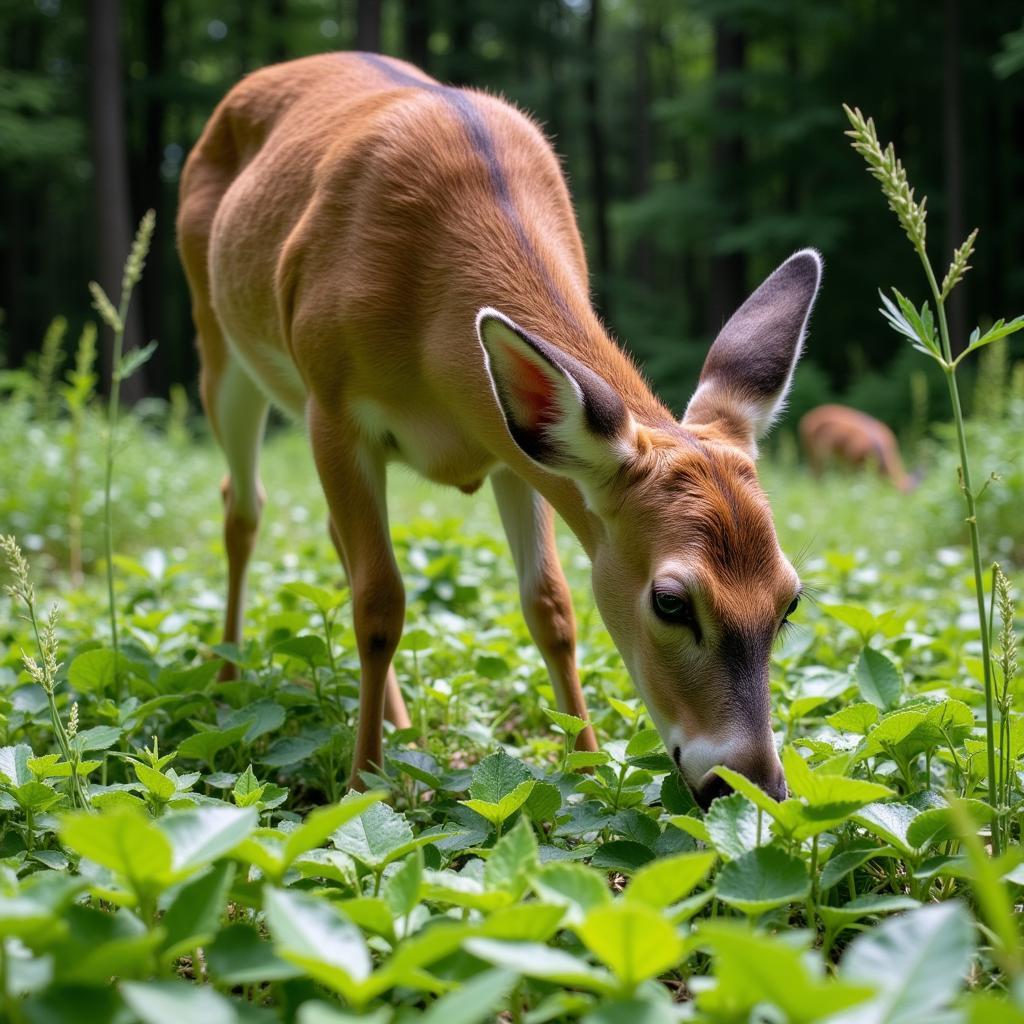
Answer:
0;384;1023;1021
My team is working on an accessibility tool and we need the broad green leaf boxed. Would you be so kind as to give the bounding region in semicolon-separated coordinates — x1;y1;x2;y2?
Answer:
576;902;684;988
283;580;347;613
625;851;716;908
0;744;34;788
531;863;611;925
625;729;662;757
418;967;518;1024
668;814;710;844
385;847;423;919
523;781;562;822
121;980;238;1024
469;750;532;803
161;861;236;959
264;887;371;1003
697;921;874;1022
906;800;992;850
857;646;903;710
822;603;879;638
543;707;588;739
853;801;921;856
460;779;536;827
841;902;975;1022
60;807;173;892
134;763;176;801
818;894;921;932
274;634;329;665
820;842;900;891
827;702;880;734
206;922;301;984
465;938;615;995
581;999;676;1024
704;792;762;860
283;790;385;869
177;723;251;766
783;746;893;814
158;805;258;874
298;1004;392;1024
331;800;438;870
590;840;654;873
480;902;565;942
717;847;810;914
567;751;611;771
484;816;538;897
68;649;133;694
232;765;265;807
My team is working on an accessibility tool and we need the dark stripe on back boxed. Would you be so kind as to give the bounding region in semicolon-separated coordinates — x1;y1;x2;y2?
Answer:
355;52;576;323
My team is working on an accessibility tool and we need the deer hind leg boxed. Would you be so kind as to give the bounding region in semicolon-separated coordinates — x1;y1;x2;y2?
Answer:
490;468;598;752
203;355;269;678
328;518;411;730
310;402;405;787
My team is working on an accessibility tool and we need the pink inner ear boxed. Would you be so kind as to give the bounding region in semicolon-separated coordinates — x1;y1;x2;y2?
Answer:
506;345;560;430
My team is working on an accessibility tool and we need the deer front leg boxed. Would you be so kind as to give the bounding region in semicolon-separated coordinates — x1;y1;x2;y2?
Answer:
310;404;405;787
328;518;411;730
491;468;598;752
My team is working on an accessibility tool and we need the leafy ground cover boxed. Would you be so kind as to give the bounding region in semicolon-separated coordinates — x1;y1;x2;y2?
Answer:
1;370;1023;1023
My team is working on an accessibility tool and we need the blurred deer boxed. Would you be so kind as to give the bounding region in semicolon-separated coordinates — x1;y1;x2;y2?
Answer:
178;53;822;806
800;405;916;492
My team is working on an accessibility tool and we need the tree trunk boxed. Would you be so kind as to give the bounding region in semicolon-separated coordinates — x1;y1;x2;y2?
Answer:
269;0;287;63
583;0;611;318
629;21;654;287
943;0;966;353
403;0;430;69
357;0;382;52
89;0;145;401
140;0;168;393
708;18;747;334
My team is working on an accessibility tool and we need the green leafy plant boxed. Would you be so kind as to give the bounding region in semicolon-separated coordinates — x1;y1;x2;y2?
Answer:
88;209;156;680
845;105;1024;854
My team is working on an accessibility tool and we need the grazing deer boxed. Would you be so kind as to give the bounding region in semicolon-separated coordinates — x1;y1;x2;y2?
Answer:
177;53;821;807
800;405;916;493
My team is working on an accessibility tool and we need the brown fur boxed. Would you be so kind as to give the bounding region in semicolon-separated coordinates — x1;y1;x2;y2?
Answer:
178;53;811;802
800;405;914;492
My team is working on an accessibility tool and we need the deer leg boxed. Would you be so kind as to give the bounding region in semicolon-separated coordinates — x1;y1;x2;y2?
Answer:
328;518;411;730
491;468;598;752
310;403;405;787
204;358;269;680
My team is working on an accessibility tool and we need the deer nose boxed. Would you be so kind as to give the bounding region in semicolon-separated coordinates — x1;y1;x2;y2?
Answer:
674;743;787;811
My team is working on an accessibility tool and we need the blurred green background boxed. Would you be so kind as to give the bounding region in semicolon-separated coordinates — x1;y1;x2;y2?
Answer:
1;0;1023;429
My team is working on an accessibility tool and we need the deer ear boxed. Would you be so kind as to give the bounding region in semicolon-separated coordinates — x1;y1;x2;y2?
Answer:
684;249;822;456
476;308;633;487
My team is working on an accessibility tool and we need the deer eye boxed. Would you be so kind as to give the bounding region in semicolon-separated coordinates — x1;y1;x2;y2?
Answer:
652;590;697;630
784;595;801;621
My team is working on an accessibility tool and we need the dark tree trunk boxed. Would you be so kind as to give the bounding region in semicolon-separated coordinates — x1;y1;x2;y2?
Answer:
89;0;145;401
403;0;430;70
447;0;472;86
629;21;654;287
357;0;382;52
583;0;611;318
943;0;966;353
140;0;168;393
708;18;747;334
269;0;287;63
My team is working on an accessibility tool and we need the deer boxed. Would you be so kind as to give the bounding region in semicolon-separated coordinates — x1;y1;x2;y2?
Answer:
177;52;821;808
800;405;916;493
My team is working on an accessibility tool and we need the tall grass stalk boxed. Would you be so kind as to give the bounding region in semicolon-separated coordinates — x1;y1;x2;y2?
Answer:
845;106;1024;855
1;536;88;811
88;210;156;675
61;322;98;584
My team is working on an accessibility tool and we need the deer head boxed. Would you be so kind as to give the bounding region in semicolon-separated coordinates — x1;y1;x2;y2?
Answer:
478;249;822;808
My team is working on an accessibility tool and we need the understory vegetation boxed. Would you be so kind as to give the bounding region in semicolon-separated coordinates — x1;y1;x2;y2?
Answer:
1;341;1023;1022
1;114;1023;1023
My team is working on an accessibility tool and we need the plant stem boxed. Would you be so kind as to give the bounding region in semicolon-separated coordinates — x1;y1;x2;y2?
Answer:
919;252;1000;856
